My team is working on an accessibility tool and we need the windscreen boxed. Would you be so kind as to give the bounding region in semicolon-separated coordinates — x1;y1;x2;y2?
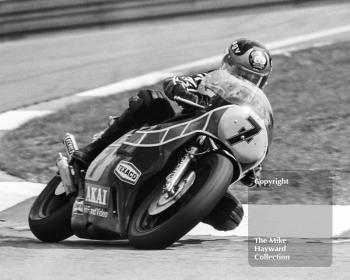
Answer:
198;70;274;143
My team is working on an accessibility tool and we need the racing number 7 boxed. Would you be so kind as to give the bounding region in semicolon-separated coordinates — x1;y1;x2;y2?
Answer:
228;116;262;145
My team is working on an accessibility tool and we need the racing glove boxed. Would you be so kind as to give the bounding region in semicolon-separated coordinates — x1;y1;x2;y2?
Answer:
168;83;199;102
163;75;211;108
240;165;262;188
169;83;212;108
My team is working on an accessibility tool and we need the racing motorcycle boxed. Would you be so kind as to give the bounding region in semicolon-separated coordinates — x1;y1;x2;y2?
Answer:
28;70;273;249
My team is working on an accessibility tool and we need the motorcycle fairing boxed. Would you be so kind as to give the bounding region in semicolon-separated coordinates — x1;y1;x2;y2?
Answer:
71;105;267;239
123;112;212;147
71;181;120;240
71;133;202;239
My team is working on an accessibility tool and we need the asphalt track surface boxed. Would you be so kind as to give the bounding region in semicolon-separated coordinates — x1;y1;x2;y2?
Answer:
1;202;350;280
1;2;350;279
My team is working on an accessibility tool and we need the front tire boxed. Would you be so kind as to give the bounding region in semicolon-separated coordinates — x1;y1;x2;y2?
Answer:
128;153;234;249
28;176;74;242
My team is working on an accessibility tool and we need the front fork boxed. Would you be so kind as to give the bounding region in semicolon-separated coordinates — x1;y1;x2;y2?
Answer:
163;135;207;196
148;135;209;215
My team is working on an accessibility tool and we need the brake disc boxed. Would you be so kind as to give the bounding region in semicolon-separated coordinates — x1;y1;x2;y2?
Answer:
148;171;196;215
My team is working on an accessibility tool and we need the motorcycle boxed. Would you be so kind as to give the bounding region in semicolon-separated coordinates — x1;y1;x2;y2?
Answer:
28;70;273;249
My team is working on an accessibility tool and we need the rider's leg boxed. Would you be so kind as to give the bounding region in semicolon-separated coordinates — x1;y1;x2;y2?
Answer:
72;89;175;169
202;189;244;231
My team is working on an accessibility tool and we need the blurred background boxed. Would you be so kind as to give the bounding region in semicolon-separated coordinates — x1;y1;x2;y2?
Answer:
1;0;349;111
0;0;341;37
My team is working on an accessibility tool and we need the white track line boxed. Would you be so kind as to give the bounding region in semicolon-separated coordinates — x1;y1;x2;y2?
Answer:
76;72;171;97
266;25;350;49
189;205;350;238
2;25;350;130
0;182;45;212
0;110;53;130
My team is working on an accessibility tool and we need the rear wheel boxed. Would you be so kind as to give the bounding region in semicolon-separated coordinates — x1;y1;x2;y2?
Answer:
28;176;74;242
128;153;234;249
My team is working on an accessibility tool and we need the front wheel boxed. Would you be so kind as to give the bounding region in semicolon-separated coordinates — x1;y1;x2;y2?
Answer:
28;175;74;242
128;153;234;249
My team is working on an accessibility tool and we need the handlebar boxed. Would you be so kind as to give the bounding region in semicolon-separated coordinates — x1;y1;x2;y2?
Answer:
173;96;206;109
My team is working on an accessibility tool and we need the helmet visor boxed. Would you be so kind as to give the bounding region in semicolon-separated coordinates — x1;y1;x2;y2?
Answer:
221;63;267;89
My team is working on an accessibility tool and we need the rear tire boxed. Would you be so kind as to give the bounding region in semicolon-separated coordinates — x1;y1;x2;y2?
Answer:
128;153;234;249
28;176;74;242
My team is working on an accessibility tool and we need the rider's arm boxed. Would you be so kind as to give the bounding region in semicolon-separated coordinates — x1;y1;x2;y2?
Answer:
163;73;209;106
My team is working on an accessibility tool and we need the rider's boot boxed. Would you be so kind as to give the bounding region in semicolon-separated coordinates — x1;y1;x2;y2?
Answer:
203;165;262;231
71;113;135;170
71;89;175;171
202;190;244;231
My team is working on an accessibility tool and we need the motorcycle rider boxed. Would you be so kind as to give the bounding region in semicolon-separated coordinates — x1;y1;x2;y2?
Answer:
72;38;272;231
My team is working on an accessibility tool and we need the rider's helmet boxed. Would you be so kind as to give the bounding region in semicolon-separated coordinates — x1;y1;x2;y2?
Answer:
220;38;272;89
